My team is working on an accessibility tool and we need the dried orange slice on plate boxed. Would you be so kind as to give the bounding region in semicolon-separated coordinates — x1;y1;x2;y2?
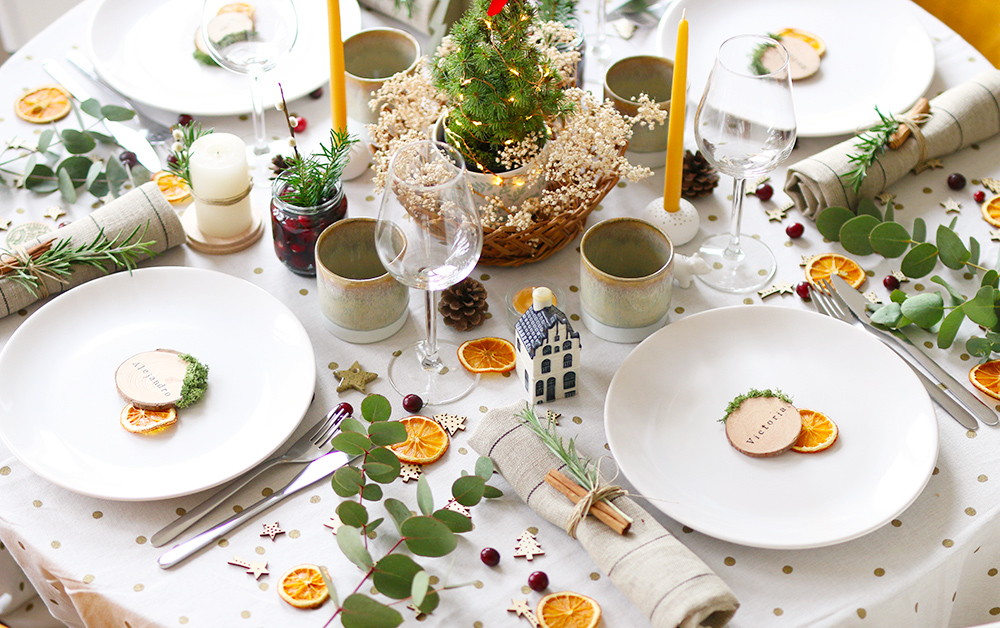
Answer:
537;591;602;628
458;337;516;373
389;415;449;465
969;360;1000;399
277;564;329;609
791;408;838;453
776;28;826;57
152;171;191;203
15;84;72;124
120;404;177;434
218;1;256;19
805;253;866;289
980;195;1000;227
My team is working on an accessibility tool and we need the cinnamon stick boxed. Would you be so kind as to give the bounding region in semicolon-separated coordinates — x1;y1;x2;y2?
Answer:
888;98;930;150
0;239;54;277
544;469;631;535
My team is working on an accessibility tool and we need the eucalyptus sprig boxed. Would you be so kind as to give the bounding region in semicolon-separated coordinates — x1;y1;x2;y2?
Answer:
165;121;213;188
841;107;900;193
0;223;156;296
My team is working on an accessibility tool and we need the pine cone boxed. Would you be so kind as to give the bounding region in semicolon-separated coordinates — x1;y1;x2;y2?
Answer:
681;150;720;199
438;278;489;332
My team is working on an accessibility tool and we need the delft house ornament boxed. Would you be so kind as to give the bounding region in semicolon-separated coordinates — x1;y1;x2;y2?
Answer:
514;287;581;403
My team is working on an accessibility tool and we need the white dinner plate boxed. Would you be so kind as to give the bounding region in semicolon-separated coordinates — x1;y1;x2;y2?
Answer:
657;0;935;137
86;0;362;116
605;305;938;549
0;267;316;501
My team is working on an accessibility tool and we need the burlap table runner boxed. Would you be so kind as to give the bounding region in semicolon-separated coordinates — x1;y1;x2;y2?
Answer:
469;401;739;628
0;182;185;318
784;70;1000;217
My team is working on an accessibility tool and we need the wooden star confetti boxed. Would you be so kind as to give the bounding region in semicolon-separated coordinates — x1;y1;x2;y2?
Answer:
864;292;884;305
875;192;896;205
333;361;377;393
260;521;285;541
228;556;269;580
444;498;472;518
746;175;770;193
0;218;10;231
508;599;539;627
913;157;943;173
891;270;909;283
406;603;428;620
324;514;343;534
544;410;561;426
757;281;795;300
982;178;1000;194
433;412;467;436
990;229;1000;242
399;462;423;483
940;198;962;213
513;530;544;561
765;207;787;222
43;207;65;221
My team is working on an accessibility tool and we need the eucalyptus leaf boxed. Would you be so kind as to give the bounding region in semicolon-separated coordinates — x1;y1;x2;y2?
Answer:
89;131;116;145
331;431;373;456
363;446;402;484
340;593;404;628
948;215;959;230
938;306;965;349
23;154;37;182
416;474;433;516
401;515;458;557
856;197;882;220
384;498;413;534
912;217;927;243
84;160;103;192
411;570;430;609
361;394;392;423
883;200;895;222
869;221;910;258
88;172;108;197
451;474;486;507
900;242;939;278
432;508;473;533
815;206;855;241
336;500;369;528
332;465;365;497
60;129;96;155
839;214;880;255
57;167;76;203
984;270;1000;288
368;517;384;533
100;104;135;122
964;286;999;328
319;565;339;607
987;330;1000;346
80;98;103;119
483;485;504;499
929;276;966;307
105;156;128;197
24;164;58;193
936;225;969;270
336;525;374;570
970;236;981;268
890;289;908;304
361;482;383;501
340;417;368;435
368;421;407;446
899;292;944;329
869;302;903;327
967;336;993;359
371;554;422;599
475;456;494;480
58;155;93;189
37;129;55;153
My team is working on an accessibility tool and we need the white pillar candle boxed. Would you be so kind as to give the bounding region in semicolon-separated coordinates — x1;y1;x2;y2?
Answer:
189;133;253;238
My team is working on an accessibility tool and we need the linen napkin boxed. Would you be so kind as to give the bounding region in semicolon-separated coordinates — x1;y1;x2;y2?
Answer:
469;401;739;628
784;70;1000;217
0;182;185;318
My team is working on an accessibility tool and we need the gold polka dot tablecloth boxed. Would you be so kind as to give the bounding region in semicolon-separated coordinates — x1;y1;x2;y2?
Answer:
2;3;1000;628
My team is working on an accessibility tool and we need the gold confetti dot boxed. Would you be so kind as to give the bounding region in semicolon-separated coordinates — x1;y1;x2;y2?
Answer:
253;268;263;274
682;526;693;533
502;371;510;378
24;603;32;612
175;508;185;516
15;208;24;214
617;181;626;188
988;568;997;576
922;187;932;194
892;519;902;527
0;467;9;476
573;416;582;424
93;511;103;519
933;467;940;474
874;568;885;577
262;487;273;497
474;580;484;589
708;214;718;221
289;529;301;539
51;541;60;549
527;527;538;535
570;313;580;321
83;575;95;584
310;495;321;503
857;608;867;619
914;283;925;291
134;584;144;592
965;507;977;516
724;556;736;566
218;539;229;548
967;430;977;439
136;536;146;545
366;195;375;202
595;204;604;212
480;274;490;281
675;307;685;314
714;262;723;270
743;298;754;305
32;500;42;508
590;572;600;580
924;341;933;349
255;546;265;555
774;608;783;616
961;354;970;361
259;582;269;591
233;505;243;513
964;272;974;280
569;285;579;292
895;204;904;210
522;585;532;594
328;362;339;370
458;447;467;455
241;610;251;619
758;269;767;276
474;622;484;628
480;406;488;413
299;289;308;296
991;608;1000;616
428;575;439;585
180;618;189;625
782;565;793;574
943;539;954;547
784;241;793;247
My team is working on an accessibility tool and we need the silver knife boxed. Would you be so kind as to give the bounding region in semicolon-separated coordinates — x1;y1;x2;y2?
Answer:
41;60;161;172
831;275;998;426
158;449;357;569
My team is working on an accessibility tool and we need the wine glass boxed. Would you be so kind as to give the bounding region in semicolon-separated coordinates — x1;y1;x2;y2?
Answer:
694;35;796;292
375;140;484;406
201;0;298;156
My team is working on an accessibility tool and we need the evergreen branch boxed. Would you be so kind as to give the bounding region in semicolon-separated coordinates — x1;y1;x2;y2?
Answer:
749;34;781;76
841;107;900;194
516;404;597;490
166;122;213;188
721;388;793;423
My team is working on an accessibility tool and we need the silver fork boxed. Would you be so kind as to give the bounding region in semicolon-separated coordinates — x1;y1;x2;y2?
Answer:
150;403;352;547
65;50;174;145
811;282;979;430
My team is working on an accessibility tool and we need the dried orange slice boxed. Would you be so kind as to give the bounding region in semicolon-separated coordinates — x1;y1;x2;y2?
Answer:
457;337;516;373
152;171;191;204
969;360;1000;400
537;591;602;628
277;564;329;609
218;2;256;20
776;28;826;57
388;415;449;465
980;194;1000;227
805;253;866;289
791;408;838;453
15;84;71;124
120;404;177;434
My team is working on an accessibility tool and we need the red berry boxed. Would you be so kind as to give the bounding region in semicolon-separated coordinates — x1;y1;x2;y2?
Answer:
292;115;307;133
336;402;353;417
883;275;900;291
309;87;324;99
119;151;138;168
947;173;966;190
402;394;423;413
527;571;548;591
785;222;804;239
166;154;179;167
795;281;811;300
177;114;194;126
755;182;774;201
975;190;986;203
480;547;500;566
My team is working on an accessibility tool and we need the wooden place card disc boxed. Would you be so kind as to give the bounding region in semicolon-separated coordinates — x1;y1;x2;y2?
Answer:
762;36;820;80
115;349;187;410
725;396;802;457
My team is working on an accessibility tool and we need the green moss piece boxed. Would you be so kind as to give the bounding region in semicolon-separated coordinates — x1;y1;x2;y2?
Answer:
176;353;209;408
720;388;793;423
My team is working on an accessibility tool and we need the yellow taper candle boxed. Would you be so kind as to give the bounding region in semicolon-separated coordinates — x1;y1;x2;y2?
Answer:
327;0;347;132
663;11;688;212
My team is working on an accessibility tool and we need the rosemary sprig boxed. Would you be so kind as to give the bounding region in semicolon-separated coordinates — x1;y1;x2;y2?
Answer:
166;122;213;188
841;106;900;193
516;404;597;491
721;388;793;423
1;223;157;296
749;33;780;75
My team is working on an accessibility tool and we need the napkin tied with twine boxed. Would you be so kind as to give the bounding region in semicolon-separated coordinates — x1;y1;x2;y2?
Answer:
0;182;185;318
469;401;739;628
784;70;1000;217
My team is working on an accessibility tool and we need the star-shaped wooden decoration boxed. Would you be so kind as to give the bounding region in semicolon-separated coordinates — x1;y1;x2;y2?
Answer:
260;521;285;541
43;207;65;221
982;178;1000;194
324;514;343;534
433;413;466;436
508;599;539;627
228;556;269;580
757;281;795;300
444;498;472;518
990;229;1000;242
891;270;909;283
940;198;961;213
875;192;896;205
800;254;817;267
399;462;423;483
864;292;884;306
544;410;561;426
913;158;943;173
0;218;11;231
333;361;377;393
765;207;787;222
746;175;770;194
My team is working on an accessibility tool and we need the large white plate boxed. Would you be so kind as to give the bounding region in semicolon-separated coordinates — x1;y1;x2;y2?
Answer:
657;0;935;137
86;0;362;116
605;306;938;549
0;267;316;501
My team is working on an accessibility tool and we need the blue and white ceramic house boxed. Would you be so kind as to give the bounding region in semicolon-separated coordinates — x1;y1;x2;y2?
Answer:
514;287;581;403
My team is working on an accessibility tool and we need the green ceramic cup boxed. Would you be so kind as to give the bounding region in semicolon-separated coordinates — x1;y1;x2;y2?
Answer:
344;28;421;124
603;55;674;153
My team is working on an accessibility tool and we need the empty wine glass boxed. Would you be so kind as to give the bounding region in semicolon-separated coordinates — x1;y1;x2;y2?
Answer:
375;140;484;405
694;34;796;292
201;0;298;155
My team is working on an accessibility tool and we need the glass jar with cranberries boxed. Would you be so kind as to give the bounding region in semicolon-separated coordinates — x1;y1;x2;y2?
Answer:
271;174;348;276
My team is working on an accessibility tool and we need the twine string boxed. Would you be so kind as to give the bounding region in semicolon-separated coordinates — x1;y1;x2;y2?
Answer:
898;111;933;173
7;245;51;298
191;182;253;206
564;457;625;539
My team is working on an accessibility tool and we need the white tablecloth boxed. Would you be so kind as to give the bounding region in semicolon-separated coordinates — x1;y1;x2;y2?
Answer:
1;2;999;628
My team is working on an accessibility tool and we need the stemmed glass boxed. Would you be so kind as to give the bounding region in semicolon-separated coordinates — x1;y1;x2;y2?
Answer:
201;0;298;156
694;34;796;292
375;140;484;406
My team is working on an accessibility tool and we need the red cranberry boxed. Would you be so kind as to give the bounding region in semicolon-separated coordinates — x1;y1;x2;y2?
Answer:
947;173;966;190
795;281;811;300
527;571;548;591
785;222;804;239
308;87;324;99
177;114;194;126
480;547;500;566
166;154;179;167
975;190;987;203
292;115;307;133
402;394;423;413
883;275;900;291
119;151;138;168
755;182;774;201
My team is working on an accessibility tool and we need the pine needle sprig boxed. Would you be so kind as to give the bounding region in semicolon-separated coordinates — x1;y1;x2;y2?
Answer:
721;388;793;423
841;106;900;193
516;404;597;490
166;122;213;188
